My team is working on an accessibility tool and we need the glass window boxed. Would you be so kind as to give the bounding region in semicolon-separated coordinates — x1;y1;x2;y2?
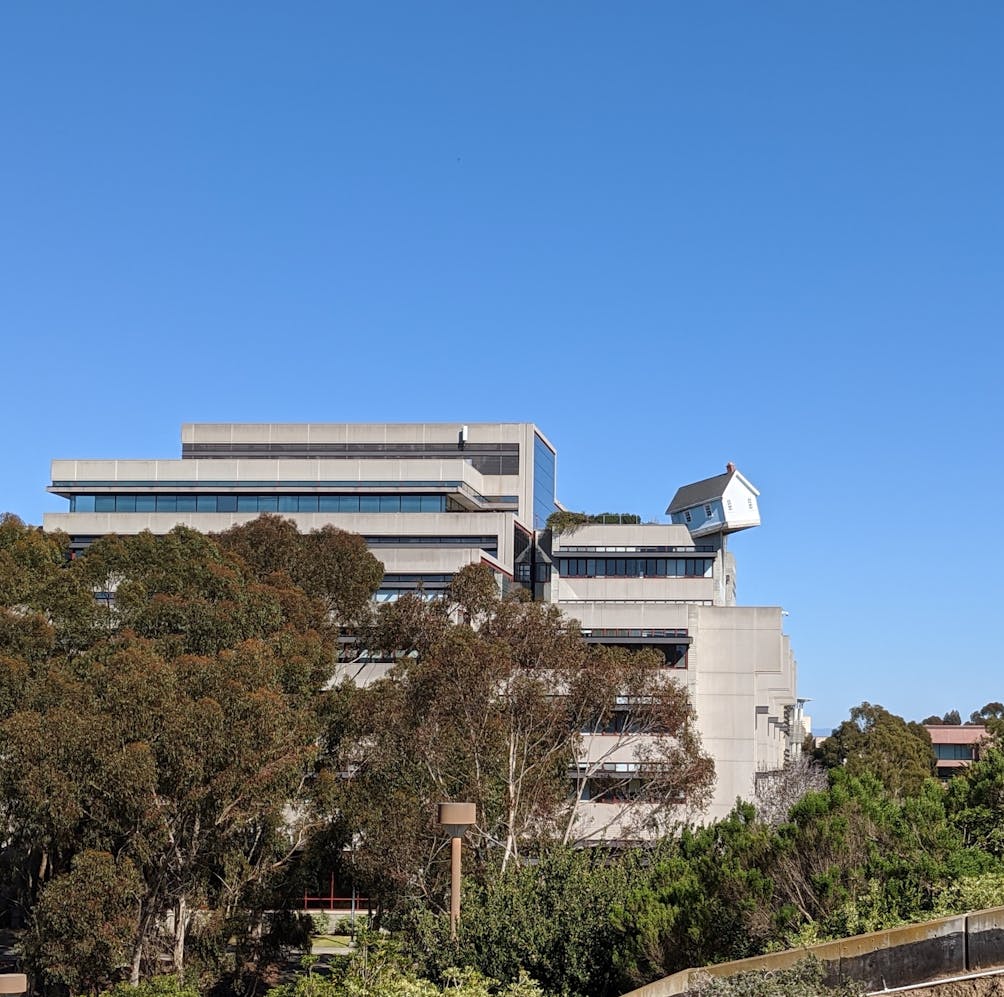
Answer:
115;496;136;512
135;495;156;512
197;495;217;512
472;455;502;475
533;434;556;530
153;496;174;512
257;495;278;512
237;496;258;512
420;495;443;512
378;496;400;512
338;495;360;512
401;495;422;512
74;495;96;512
217;495;238;512
586;559;596;576
278;496;298;512
176;495;197;512
359;496;380;512
95;496;115;512
318;496;340;512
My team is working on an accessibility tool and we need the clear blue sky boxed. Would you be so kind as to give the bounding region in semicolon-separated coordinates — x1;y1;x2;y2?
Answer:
2;3;1002;729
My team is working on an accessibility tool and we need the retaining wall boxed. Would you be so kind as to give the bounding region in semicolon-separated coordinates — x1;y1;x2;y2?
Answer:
621;906;1004;996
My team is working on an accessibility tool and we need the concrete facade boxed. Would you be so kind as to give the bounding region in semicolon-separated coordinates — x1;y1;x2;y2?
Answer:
549;521;798;823
45;423;799;829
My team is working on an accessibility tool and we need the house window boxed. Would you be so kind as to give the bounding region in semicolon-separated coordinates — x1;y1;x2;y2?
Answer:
684;510;692;523
726;499;733;511
704;504;713;517
748;497;753;509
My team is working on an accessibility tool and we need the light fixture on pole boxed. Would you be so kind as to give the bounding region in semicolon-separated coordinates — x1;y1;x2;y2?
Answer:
437;802;476;940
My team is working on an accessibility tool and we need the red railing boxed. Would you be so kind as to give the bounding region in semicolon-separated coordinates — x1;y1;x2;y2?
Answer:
302;872;371;913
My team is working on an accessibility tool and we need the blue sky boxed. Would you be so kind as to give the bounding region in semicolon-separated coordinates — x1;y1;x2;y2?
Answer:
2;3;1002;729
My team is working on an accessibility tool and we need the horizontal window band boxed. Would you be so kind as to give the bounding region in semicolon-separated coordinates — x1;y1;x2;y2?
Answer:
558;545;716;554
54;480;467;489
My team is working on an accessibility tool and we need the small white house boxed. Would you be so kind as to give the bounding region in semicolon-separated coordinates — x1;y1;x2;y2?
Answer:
667;462;761;539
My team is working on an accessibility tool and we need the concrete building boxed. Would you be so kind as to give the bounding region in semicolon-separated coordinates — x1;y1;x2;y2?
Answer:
47;422;556;601
45;422;799;827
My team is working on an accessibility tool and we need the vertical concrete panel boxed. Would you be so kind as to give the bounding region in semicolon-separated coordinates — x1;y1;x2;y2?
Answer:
966;908;1004;971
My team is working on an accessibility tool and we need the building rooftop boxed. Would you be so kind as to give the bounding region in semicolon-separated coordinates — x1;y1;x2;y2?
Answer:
925;725;988;745
667;471;735;514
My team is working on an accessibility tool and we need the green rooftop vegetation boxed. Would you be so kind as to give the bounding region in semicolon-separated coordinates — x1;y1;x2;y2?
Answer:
545;510;641;534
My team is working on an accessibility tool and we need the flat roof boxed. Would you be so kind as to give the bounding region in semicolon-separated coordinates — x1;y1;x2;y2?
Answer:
925;725;988;745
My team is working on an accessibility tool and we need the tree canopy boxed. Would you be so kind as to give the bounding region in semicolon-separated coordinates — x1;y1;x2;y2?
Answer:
0;516;380;991
814;702;935;798
330;565;714;914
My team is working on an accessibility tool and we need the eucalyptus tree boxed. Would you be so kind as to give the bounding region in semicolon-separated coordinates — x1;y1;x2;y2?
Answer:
0;518;382;990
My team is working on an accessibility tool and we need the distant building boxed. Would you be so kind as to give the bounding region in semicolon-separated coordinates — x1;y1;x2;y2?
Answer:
924;724;989;778
46;424;800;830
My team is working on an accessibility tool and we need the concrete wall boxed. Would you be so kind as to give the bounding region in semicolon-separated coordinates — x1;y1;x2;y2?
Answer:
557;583;796;825
551;523;720;607
552;524;697;550
45;510;519;586
50;456;495;498
177;421;551;528
685;606;796;820
620;907;1004;997
555;576;715;604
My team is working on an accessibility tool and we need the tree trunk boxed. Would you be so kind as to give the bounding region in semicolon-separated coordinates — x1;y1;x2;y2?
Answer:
130;936;143;987
173;896;188;975
131;902;151;986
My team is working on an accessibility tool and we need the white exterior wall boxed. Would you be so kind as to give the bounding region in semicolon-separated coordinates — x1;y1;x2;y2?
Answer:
688;605;797;820
721;475;761;532
51;457;494;495
553;523;797;828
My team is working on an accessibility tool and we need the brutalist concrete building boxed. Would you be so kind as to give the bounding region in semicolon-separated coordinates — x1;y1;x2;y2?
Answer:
45;421;800;826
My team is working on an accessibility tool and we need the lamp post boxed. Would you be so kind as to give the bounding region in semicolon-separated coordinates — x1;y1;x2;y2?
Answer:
436;802;476;940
